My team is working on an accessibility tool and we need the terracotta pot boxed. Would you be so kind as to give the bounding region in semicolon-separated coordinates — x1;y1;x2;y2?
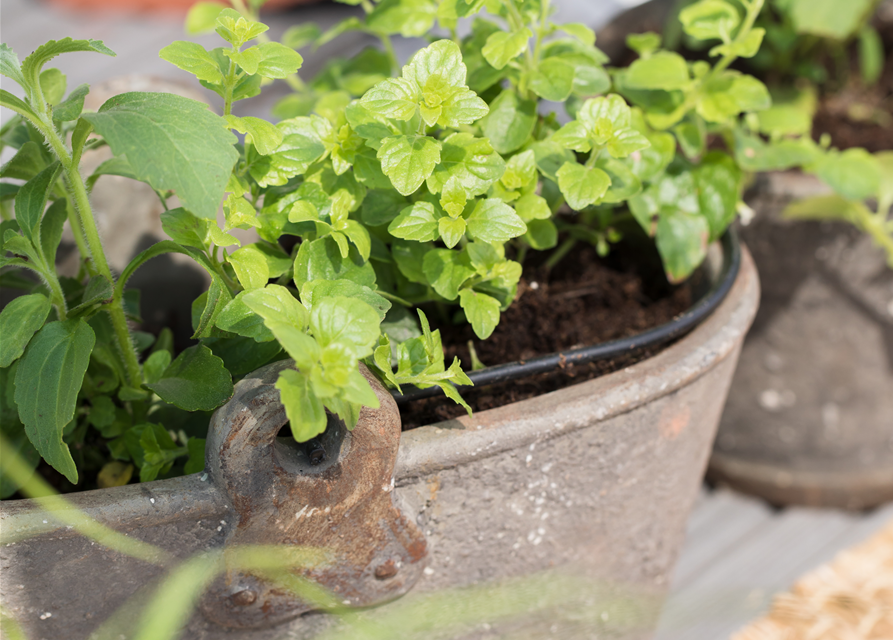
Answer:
709;172;893;509
0;237;759;639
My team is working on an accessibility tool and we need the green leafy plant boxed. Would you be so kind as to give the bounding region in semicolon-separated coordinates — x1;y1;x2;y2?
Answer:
669;0;884;87
784;147;893;264
2;0;779;494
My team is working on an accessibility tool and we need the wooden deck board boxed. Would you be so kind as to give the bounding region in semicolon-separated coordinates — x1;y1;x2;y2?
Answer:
656;489;893;640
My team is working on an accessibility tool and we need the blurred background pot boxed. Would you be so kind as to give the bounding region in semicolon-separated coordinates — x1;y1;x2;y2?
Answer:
709;172;893;510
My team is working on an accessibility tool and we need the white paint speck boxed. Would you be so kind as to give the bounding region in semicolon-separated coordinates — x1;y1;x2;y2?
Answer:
149;498;155;504
529;443;536;451
42;520;47;524
525;455;532;464
423;567;435;576
200;473;208;482
343;599;351;605
39;612;52;620
530;281;539;290
541;462;553;473
217;526;222;532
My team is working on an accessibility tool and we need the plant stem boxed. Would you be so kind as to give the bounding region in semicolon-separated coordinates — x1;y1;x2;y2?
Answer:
545;237;577;271
63;193;95;275
223;54;238;116
380;34;399;74
30;114;143;389
707;0;766;80
858;205;893;266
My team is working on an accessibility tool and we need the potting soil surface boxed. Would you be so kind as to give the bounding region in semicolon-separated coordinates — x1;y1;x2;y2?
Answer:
400;239;693;429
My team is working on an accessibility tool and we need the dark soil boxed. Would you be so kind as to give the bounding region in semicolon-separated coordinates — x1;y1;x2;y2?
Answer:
399;237;693;429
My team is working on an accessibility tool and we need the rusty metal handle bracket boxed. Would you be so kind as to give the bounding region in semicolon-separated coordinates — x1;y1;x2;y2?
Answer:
199;360;427;629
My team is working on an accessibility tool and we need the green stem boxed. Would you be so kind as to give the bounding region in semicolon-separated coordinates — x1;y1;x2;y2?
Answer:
223;54;238;117
45;270;68;321
231;0;308;92
858;206;893;265
380;34;399;74
63;192;95;275
706;0;765;81
0;199;11;221
377;290;413;307
545;237;577;271
209;245;240;293
585;148;602;168
31;114;143;389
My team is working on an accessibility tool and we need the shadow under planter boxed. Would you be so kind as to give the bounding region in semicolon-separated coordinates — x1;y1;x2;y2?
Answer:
0;243;759;640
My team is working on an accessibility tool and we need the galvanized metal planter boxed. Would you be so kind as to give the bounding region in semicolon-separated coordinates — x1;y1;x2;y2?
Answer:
0;243;759;640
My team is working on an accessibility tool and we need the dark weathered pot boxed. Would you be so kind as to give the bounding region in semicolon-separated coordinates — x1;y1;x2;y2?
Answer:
710;172;893;509
0;241;759;639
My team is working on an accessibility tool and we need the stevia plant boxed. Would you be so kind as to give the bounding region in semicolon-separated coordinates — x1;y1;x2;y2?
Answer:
0;14;303;493
2;0;781;494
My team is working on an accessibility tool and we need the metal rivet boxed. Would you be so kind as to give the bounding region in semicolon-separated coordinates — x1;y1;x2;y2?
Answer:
231;589;257;606
374;560;398;580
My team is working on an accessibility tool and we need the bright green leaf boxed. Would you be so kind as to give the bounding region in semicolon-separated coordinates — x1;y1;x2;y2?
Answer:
15;319;95;483
186;2;227;34
480;90;537;154
483;28;532;70
656;209;709;283
427;133;505;196
438;216;467;249
530;57;575;102
39;68;66;105
276;369;326;442
159;41;223;84
0;294;52;367
624;52;690;90
226;115;284;155
145;345;233;411
378;135;442;196
310;296;381;358
227;245;271;290
679;0;740;41
242;284;310;331
83;92;238;219
255;41;303;79
556;162;611;210
458;289;500;339
423;248;474;299
388;201;441;241
465;198;527;243
15;162;61;243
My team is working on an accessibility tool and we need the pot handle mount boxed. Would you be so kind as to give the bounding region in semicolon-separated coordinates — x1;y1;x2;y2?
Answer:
199;360;427;629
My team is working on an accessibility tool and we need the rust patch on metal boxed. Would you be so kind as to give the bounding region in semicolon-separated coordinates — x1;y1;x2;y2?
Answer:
659;404;691;440
200;362;428;629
